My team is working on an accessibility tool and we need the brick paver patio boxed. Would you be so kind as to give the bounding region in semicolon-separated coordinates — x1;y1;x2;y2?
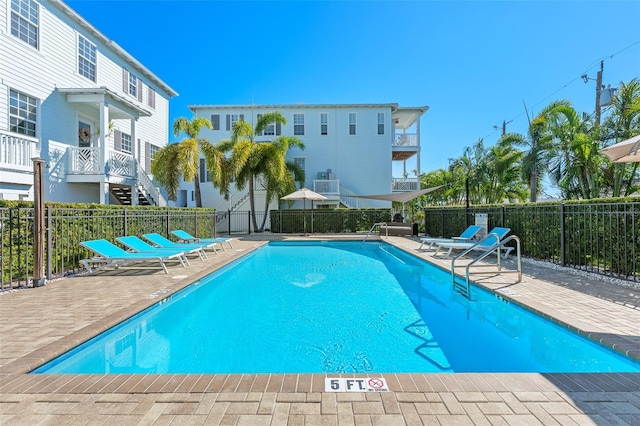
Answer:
1;235;639;425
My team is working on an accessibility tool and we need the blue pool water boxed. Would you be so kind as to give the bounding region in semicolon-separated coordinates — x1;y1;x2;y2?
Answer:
34;241;640;374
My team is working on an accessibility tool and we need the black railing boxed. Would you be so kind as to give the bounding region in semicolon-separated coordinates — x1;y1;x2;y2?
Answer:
424;202;639;282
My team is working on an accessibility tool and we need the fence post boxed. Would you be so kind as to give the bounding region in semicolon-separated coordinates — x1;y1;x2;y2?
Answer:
32;158;45;287
46;205;52;280
501;205;506;228
123;208;128;238
194;209;198;236
441;208;445;237
166;207;170;236
560;203;566;266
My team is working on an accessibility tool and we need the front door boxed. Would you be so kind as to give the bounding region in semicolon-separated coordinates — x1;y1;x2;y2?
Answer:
77;118;94;148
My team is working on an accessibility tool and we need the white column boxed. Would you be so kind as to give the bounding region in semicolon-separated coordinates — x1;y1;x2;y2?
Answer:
99;181;108;204
416;117;421;177
130;117;138;205
99;102;109;205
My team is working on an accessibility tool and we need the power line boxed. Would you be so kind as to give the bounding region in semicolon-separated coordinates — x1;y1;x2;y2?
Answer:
486;40;640;139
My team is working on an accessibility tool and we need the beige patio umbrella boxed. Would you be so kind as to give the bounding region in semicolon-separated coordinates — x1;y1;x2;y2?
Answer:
600;134;640;163
281;188;328;235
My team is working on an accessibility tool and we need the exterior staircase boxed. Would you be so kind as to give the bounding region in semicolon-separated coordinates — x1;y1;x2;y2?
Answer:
110;184;152;205
110;165;168;206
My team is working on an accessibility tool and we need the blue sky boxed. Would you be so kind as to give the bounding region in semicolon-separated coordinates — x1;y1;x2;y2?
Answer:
67;0;640;183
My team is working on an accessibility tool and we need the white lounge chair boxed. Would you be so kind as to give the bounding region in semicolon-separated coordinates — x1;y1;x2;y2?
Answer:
143;233;218;255
433;227;512;258
418;225;482;250
116;235;205;262
171;229;233;251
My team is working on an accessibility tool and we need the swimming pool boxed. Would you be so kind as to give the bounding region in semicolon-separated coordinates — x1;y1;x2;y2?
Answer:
34;241;640;374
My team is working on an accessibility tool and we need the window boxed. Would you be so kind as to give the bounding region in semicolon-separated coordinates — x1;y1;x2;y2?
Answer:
9;89;37;137
348;113;356;135
128;73;138;98
11;0;39;48
257;114;275;136
320;113;328;135
78;35;96;82
294;157;305;172
226;114;244;130
145;142;159;171
294;113;304;136
199;158;212;182
377;112;385;135
121;133;132;153
264;122;275;136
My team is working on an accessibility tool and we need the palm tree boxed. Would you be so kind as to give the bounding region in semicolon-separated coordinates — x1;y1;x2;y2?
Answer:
546;103;601;199
499;100;569;202
217;112;305;231
151;117;213;207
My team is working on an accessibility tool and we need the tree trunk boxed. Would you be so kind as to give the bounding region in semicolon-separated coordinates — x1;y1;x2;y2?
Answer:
248;175;259;231
259;196;270;232
530;164;537;202
194;176;202;208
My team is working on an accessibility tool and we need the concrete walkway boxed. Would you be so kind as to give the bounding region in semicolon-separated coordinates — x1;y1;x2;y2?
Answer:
1;235;639;425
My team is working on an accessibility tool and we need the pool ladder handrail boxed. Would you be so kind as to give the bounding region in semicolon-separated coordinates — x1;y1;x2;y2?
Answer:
362;222;387;243
451;234;522;299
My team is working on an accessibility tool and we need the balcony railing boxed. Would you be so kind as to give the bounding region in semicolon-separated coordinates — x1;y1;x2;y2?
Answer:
313;179;339;195
0;131;40;172
67;147;135;178
108;150;135;177
392;178;419;191
68;146;103;174
393;133;418;147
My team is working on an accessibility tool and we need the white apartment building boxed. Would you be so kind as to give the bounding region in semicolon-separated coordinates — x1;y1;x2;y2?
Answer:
185;103;428;213
0;0;177;205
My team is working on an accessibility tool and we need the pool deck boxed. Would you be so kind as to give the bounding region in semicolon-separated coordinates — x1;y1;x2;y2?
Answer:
1;234;639;425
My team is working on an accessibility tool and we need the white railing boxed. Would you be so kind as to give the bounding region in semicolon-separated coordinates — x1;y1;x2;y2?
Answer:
393;133;418;147
137;164;167;206
339;183;374;209
0;131;40;171
313;179;339;195
68;146;102;174
392;178;419;191
108;150;134;177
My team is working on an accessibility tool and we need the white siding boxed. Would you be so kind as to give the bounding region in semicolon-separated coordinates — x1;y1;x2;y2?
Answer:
191;105;399;209
0;0;174;203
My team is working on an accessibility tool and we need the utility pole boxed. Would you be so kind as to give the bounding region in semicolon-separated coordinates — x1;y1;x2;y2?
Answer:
595;60;603;126
502;120;507;136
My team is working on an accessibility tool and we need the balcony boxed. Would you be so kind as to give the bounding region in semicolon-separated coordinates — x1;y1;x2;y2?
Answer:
392;133;419;161
392;178;419;192
67;147;134;179
0;131;40;185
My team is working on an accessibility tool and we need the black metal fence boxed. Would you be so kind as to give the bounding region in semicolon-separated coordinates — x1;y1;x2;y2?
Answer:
3;201;638;288
0;206;217;289
424;202;639;282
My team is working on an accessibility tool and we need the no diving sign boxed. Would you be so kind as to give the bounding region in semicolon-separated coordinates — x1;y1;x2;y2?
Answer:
325;377;389;392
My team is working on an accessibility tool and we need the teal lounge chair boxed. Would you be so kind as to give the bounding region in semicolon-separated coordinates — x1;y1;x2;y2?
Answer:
418;225;482;250
143;233;218;255
79;239;187;274
433;227;512;258
116;235;205;263
171;229;233;251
